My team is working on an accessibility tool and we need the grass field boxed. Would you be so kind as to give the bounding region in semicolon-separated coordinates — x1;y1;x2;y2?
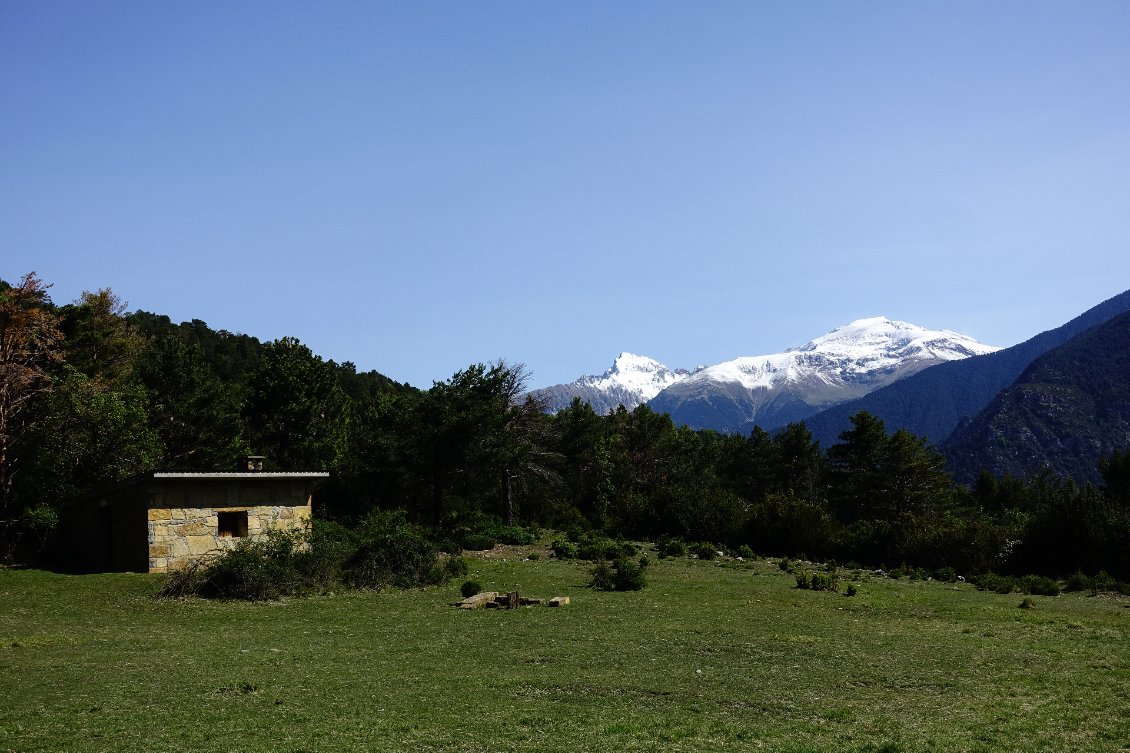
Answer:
2;551;1128;753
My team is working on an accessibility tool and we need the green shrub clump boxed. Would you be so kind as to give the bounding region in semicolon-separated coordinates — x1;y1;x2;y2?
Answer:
589;557;648;591
795;570;839;592
158;510;459;601
550;539;578;560
460;580;482;598
657;535;686;558
692;542;719;560
1021;575;1061;596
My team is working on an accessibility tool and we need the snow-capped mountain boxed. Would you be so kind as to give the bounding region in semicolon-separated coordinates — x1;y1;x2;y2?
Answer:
533;353;695;415
647;317;1001;433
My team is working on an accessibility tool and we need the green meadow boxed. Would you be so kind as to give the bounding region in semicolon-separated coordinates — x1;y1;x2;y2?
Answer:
2;553;1127;753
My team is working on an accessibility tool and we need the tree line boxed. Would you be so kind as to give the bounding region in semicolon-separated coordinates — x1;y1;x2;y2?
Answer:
2;272;1128;580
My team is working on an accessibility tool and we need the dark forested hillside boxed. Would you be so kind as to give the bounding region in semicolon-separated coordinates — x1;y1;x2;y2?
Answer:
801;289;1130;447
943;310;1130;485
4;273;1129;582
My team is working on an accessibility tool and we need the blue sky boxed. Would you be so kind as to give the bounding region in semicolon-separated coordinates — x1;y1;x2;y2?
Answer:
3;2;1129;389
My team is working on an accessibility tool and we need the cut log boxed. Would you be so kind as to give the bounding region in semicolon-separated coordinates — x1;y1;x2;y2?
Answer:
457;591;499;609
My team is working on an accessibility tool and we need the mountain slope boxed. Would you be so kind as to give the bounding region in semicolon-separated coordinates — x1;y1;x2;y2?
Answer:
533;353;693;414
943;310;1130;485
649;317;998;433
800;289;1130;447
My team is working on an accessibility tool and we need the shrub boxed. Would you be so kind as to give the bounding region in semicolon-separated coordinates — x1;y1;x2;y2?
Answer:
589;557;647;591
459;513;538;546
460;580;482;598
589;561;615;590
431;555;469;584
845;583;858;597
736;545;755;559
1064;570;1089;592
972;572;1016;594
550;539;578;560
462;533;496;551
1019;597;1037;609
778;557;793;572
811;570;839;592
1021;575;1061;596
691;542;718;560
934;566;958;583
575;533;631;561
796;570;839;592
158;510;457;601
657;536;686;558
343;510;442;590
194;532;307;600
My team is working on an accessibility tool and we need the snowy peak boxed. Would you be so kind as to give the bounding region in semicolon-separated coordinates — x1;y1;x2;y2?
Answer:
794;317;995;361
585;352;689;398
647;318;1001;433
532;353;693;414
688;317;1000;392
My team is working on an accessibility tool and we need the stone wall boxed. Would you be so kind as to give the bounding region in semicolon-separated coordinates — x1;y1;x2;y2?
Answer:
147;504;311;572
145;476;316;572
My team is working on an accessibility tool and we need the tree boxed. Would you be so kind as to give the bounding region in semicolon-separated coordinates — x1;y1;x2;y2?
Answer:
488;361;559;525
0;273;63;534
771;422;826;502
402;361;556;524
1099;448;1130;505
243;337;349;471
59;288;146;388
827;411;890;521
135;334;248;469
10;366;162;511
828;412;952;521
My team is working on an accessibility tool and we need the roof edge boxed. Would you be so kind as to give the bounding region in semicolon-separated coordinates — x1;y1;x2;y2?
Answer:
151;472;331;479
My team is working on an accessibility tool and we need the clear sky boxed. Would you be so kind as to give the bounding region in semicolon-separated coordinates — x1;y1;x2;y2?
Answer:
3;2;1129;389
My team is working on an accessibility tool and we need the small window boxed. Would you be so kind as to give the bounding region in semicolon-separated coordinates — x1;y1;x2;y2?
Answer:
217;511;248;538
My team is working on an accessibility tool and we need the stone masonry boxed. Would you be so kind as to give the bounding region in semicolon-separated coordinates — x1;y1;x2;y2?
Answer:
147;503;311;573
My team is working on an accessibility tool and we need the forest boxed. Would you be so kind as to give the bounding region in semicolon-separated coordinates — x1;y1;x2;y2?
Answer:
2;272;1129;582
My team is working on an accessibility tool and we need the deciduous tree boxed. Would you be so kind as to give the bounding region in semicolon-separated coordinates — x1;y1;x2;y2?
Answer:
0;273;63;531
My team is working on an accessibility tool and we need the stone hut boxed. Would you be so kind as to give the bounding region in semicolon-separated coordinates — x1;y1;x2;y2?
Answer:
58;460;328;573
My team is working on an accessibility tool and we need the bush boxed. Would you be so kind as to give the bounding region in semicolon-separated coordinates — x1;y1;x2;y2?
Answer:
589;557;647;591
691;542;719;560
462;533;497;551
657;536;686;558
459;513;538;546
575;533;632;561
778;557;793;572
158;510;459;601
736;545;755;559
972;572;1015;594
434;555;469;583
1019;597;1037;609
460;580;482;598
845;583;858;597
795;570;839;592
550;539;578;560
1064;570;1089;592
345;510;441;590
1021;575;1061;596
934;566;958;583
192;531;309;600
